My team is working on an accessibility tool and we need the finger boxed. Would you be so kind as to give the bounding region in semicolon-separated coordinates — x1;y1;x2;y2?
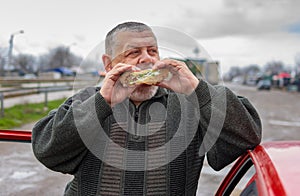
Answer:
160;59;184;71
107;64;133;81
152;61;167;70
156;80;173;90
110;63;133;74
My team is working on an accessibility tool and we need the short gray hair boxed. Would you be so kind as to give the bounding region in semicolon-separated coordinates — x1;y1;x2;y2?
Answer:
105;22;154;57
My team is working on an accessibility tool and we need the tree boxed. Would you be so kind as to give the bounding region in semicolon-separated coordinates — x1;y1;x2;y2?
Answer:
242;64;261;76
295;53;300;66
14;54;37;73
47;46;82;69
295;53;300;74
227;66;242;80
264;60;284;75
0;47;8;76
37;54;50;71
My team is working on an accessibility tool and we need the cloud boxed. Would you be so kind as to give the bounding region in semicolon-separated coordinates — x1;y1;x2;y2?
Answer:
167;0;300;38
199;31;300;73
1;0;299;72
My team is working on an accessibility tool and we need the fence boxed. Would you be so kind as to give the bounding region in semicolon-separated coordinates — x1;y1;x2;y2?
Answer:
0;78;95;117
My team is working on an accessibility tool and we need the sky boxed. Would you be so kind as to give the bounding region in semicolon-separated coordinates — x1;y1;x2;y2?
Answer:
1;0;300;74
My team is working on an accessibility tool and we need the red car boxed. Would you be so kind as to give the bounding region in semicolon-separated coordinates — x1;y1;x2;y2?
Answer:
1;130;300;195
0;129;31;143
216;141;300;196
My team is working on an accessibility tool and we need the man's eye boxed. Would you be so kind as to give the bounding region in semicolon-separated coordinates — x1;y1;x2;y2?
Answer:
127;50;140;57
148;49;158;55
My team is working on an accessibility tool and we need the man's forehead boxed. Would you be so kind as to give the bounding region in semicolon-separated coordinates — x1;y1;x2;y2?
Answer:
115;30;157;50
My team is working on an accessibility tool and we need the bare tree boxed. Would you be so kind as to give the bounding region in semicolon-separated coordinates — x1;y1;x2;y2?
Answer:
47;46;82;69
295;53;300;66
0;47;8;76
295;53;300;74
264;60;284;75
14;54;36;73
242;64;261;75
37;54;50;71
228;66;242;80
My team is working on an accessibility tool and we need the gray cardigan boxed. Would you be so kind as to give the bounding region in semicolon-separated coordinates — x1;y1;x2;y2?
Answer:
32;80;261;195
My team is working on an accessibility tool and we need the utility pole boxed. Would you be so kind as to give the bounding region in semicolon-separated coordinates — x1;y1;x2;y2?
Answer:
6;30;24;76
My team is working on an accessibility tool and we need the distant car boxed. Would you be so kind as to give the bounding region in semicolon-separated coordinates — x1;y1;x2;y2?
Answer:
23;74;37;79
232;76;244;84
215;141;300;196
257;79;271;90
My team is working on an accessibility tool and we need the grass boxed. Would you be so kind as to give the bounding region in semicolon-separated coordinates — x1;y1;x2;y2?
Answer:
0;98;66;129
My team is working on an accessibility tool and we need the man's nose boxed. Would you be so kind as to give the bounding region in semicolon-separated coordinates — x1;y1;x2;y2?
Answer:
139;50;153;64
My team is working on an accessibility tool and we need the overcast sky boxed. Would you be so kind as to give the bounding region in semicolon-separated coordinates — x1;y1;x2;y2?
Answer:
1;0;300;73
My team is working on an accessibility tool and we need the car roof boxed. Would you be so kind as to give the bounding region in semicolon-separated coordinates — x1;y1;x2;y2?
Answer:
252;141;300;195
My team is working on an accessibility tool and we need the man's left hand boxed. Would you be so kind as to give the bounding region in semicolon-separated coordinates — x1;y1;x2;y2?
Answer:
153;59;199;95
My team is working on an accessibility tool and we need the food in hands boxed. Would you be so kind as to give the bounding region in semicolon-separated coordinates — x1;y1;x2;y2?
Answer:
119;68;171;87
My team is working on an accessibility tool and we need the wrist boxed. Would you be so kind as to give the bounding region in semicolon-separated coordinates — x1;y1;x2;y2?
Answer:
99;89;111;107
185;78;200;95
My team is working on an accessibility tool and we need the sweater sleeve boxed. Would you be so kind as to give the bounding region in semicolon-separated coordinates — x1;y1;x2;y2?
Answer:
191;80;262;171
31;87;112;174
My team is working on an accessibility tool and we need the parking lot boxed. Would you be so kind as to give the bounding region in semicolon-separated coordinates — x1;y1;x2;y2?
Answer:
197;82;300;195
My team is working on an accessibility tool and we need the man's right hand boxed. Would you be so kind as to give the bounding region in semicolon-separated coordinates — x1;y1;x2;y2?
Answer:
100;63;135;107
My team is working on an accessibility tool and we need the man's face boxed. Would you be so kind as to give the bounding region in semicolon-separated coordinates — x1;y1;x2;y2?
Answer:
110;30;160;103
111;30;160;67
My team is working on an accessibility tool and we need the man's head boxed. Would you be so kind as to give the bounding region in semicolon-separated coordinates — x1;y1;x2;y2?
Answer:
103;22;160;104
105;22;154;56
103;21;159;70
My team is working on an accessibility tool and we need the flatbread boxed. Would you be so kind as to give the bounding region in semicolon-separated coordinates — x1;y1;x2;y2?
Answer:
119;68;171;87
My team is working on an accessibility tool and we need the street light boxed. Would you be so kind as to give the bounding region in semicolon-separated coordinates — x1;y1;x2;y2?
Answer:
5;30;24;76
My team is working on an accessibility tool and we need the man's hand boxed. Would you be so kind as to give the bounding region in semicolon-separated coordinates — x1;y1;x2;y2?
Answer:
100;63;135;107
153;59;199;95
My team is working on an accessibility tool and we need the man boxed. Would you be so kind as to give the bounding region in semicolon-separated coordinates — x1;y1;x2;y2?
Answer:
32;22;261;195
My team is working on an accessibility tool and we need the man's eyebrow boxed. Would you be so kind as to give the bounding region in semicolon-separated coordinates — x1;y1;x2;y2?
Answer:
125;45;158;49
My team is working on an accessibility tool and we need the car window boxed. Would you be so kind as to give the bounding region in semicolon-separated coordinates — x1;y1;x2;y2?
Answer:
219;157;256;196
240;180;258;196
231;165;256;196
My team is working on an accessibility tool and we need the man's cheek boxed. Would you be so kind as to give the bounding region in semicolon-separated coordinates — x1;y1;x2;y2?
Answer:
125;59;138;66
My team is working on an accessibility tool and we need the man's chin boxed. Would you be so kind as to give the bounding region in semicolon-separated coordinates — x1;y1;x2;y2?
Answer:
130;85;158;102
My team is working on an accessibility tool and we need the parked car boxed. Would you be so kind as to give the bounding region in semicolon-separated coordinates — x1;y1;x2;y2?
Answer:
215;141;300;196
0;129;31;143
257;79;271;90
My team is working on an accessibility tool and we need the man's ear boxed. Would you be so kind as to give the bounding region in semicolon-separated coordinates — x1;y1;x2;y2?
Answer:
102;54;112;71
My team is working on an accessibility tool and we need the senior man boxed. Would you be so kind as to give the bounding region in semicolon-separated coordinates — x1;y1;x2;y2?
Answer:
32;21;261;195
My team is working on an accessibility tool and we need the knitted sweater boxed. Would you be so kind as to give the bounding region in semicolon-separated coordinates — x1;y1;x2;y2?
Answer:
32;80;262;195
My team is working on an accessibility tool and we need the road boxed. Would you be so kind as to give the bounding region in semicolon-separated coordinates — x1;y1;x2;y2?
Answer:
1;83;300;195
2;90;73;108
197;82;300;195
225;82;300;141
